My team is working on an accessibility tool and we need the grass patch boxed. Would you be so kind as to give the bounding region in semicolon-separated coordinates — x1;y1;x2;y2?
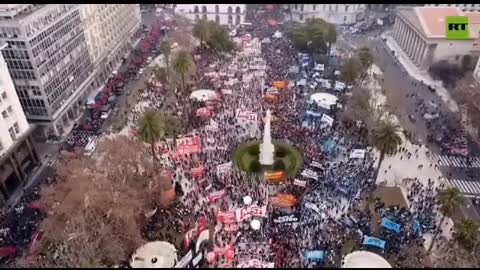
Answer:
232;140;303;177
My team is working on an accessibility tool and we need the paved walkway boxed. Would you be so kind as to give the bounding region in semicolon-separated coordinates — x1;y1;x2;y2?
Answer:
382;34;459;113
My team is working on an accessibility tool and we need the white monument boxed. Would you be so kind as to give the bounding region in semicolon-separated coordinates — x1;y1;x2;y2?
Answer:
259;109;275;166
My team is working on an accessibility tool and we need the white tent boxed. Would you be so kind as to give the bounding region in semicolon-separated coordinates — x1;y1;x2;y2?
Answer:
342;251;392;268
296;79;307;86
189;89;218;101
310;93;338;110
131;241;177;268
314;64;325;71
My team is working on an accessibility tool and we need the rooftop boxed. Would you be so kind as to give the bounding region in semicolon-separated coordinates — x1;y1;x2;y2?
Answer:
397;6;480;39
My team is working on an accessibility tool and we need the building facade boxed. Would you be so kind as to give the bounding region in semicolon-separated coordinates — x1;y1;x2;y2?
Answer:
175;4;246;26
425;4;480;12
287;4;366;25
392;6;480;70
0;41;39;203
0;4;95;138
474;56;480;81
80;4;142;88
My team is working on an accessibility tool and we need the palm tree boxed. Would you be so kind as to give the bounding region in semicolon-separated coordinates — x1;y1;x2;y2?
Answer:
173;50;194;92
137;112;175;162
325;23;337;57
192;19;210;49
372;120;402;180
427;187;462;254
160;40;171;75
455;219;480;250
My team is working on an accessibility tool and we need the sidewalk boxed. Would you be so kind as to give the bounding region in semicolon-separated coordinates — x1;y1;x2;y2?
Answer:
382;34;459;113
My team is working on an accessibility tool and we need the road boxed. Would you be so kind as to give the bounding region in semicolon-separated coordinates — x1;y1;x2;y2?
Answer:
337;24;480;220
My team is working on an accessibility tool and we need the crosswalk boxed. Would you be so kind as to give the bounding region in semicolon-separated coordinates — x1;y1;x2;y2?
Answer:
431;154;480;168
446;179;480;197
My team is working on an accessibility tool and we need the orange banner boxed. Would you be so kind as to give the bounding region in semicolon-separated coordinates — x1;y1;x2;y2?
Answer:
271;193;297;208
264;171;285;183
272;81;288;90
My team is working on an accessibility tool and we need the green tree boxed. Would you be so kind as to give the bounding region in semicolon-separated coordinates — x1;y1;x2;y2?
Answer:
325;23;337;57
205;21;235;54
137;112;175;162
192;19;210;48
357;46;374;81
173;50;194;92
372;120;402;180
340;57;361;85
456;219;480;250
427;187;462;254
153;67;168;85
160;40;172;78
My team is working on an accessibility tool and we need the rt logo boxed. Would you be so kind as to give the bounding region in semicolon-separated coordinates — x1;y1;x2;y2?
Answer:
446;16;469;40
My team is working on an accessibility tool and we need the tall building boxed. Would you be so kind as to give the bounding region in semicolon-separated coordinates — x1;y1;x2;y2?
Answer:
80;4;142;88
0;4;95;138
425;4;480;12
287;4;366;25
0;41;39;202
175;4;245;26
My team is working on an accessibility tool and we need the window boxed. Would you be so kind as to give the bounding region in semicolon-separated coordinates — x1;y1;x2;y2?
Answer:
299;14;304;21
236;6;240;14
1;110;7;119
13;122;19;134
202;6;207;13
194;6;199;13
301;5;304;11
236;15;240;25
7;106;12;113
295;4;298;10
8;127;15;141
215;5;219;13
335;5;339;12
345;5;349;12
216;15;220;24
313;5;316;11
228;6;232;14
329;5;332;11
1;92;6;99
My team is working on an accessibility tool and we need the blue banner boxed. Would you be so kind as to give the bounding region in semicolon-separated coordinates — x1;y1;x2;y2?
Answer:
304;250;324;261
381;218;401;234
306;110;322;117
362;236;386;250
414;220;422;235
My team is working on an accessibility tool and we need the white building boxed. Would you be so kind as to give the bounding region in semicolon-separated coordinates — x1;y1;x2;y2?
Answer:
0;41;39;202
287;4;366;25
175;4;245;27
80;4;143;88
0;4;95;138
425;4;480;12
392;6;480;70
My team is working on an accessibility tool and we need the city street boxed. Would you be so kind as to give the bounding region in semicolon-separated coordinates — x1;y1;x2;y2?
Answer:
337;25;480;221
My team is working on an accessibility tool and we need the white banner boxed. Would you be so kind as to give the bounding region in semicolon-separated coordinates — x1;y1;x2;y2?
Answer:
350;149;366;159
216;162;232;175
320;114;334;127
235;205;267;222
304;202;321;215
310;161;323;169
293;178;307;187
237;260;274;268
301;169;318;180
236;109;258;126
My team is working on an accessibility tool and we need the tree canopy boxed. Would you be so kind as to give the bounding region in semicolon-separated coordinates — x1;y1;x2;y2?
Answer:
286;18;335;54
31;136;169;267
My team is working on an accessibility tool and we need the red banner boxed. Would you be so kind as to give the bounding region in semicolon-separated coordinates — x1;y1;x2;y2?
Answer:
191;166;205;178
208;190;226;203
175;136;202;158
